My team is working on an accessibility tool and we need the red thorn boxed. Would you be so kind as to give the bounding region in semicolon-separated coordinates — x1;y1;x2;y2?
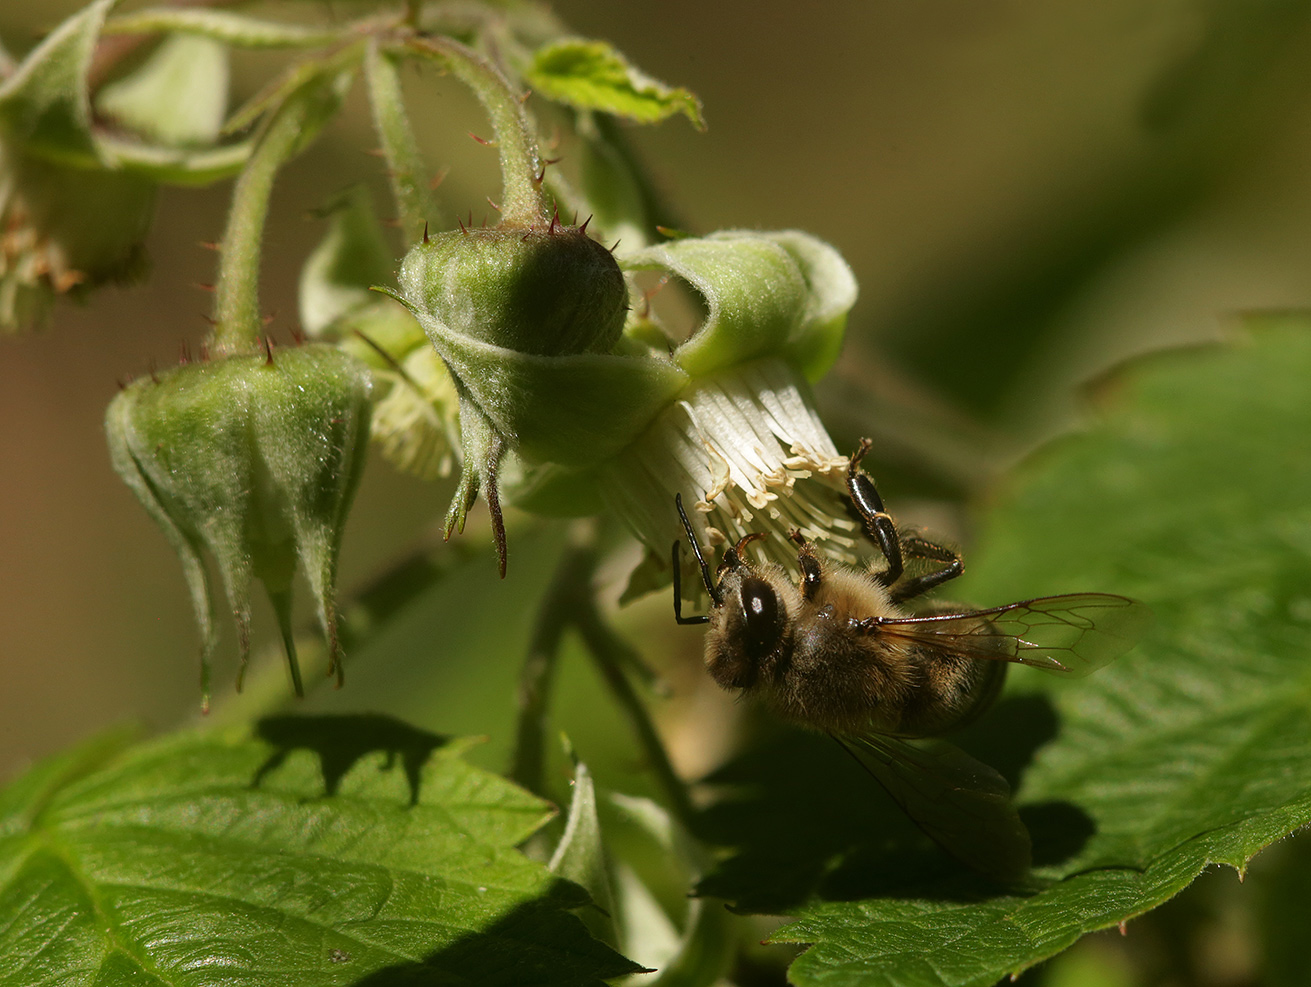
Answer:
193;282;215;293
290;326;305;345
519;88;531;105
548;208;558;234
179;341;191;365
116;377;126;391
579;214;592;234
609;239;621;253
264;336;274;365
261;311;276;327
148;359;158;383
481;216;487;228
429;166;449;191
200;313;217;326
198;240;220;252
458;218;467;233
363;147;387;158
382;216;403;228
423;221;430;244
1118;921;1128;936
486;198;500;214
199;342;209;362
469;132;493;146
468;209;474;226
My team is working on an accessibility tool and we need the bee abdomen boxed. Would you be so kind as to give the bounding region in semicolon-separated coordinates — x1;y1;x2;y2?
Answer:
896;648;1007;737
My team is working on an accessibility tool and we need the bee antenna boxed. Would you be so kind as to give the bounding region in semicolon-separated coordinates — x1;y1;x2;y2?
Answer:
675;493;721;607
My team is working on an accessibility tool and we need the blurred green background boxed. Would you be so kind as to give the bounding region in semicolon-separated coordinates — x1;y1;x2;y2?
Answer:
4;8;1311;971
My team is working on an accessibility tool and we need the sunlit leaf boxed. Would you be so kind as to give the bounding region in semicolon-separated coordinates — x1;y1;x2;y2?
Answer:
0;718;641;986
526;39;705;130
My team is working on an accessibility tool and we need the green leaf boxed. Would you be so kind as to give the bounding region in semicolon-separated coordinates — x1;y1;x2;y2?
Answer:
0;717;642;985
103;7;344;48
0;0;113;163
695;317;1311;985
96;34;228;146
526;39;705;130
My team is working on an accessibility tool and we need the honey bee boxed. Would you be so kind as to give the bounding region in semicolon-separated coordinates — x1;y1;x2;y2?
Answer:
672;439;1149;881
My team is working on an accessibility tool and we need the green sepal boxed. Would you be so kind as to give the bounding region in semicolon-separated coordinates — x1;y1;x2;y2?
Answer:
96;34;228;147
105;344;373;708
526;38;705;130
299;185;396;337
0;0;114;165
392;286;688;468
627;230;857;382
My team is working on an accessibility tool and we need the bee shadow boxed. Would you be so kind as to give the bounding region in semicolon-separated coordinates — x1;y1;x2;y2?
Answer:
251;713;452;805
693;694;1094;912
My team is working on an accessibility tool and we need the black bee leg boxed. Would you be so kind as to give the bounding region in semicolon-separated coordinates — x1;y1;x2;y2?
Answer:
673;493;719;619
888;536;964;604
671;540;711;624
846;439;904;587
789;534;824;601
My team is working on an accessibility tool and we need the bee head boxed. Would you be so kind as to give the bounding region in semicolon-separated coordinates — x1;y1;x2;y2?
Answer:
705;567;793;691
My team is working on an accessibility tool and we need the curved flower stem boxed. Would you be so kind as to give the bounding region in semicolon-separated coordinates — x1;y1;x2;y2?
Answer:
507;522;696;831
575;597;697;832
211;82;322;355
365;39;441;244
405;34;548;228
509;526;596;794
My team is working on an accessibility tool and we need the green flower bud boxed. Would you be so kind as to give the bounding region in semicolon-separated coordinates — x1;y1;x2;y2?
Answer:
105;344;372;710
389;219;682;575
400;223;628;357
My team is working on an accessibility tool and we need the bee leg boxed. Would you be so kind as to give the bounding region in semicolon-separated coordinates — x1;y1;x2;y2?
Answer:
673;493;719;616
671;540;711;624
847;439;904;587
889;536;964;603
790;534;825;601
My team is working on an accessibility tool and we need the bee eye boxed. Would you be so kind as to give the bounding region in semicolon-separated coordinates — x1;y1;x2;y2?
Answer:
740;576;783;659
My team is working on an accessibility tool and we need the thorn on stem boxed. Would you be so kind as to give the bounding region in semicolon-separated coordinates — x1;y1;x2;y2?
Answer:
423;220;430;243
469;132;493;146
579;214;592;234
264;336;275;365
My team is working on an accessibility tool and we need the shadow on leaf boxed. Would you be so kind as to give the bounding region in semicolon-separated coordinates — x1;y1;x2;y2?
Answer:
343;879;644;986
694;694;1093;913
253;713;452;804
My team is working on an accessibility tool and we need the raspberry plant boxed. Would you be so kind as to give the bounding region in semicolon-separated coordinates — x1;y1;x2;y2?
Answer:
4;4;1311;987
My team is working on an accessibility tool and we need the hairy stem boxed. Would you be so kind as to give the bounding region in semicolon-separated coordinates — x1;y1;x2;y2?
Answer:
365;39;441;244
211;82;319;354
406;35;547;228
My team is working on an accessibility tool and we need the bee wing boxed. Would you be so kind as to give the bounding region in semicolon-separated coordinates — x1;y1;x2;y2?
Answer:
837;732;1032;883
879;593;1151;677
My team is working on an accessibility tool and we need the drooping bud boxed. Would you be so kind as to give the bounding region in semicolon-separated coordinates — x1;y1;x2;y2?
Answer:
106;344;372;710
389;218;683;575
